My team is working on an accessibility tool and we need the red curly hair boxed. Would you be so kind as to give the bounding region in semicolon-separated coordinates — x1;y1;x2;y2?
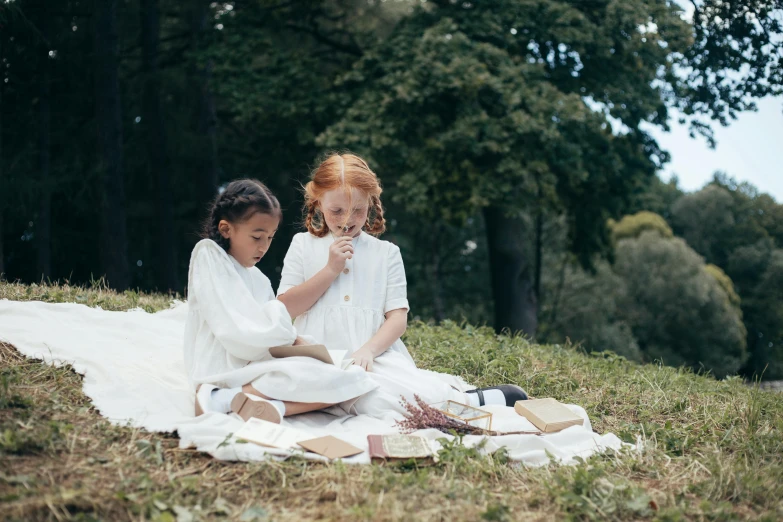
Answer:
303;153;386;237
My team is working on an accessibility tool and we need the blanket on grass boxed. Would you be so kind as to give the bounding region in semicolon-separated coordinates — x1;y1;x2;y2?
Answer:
0;299;626;465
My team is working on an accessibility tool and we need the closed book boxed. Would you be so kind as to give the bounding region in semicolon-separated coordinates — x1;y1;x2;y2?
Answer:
297;436;363;460
367;434;435;465
514;398;584;433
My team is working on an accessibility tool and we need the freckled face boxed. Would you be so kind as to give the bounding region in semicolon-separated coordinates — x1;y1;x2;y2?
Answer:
320;188;369;238
219;211;280;267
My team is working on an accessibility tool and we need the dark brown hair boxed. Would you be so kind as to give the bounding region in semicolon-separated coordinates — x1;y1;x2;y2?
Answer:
202;179;282;251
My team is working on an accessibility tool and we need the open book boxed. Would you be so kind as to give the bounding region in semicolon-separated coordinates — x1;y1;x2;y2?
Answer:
234;418;311;449
367;434;436;465
268;344;354;370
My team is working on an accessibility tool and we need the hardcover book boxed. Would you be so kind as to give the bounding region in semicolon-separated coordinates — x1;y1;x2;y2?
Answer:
513;398;584;433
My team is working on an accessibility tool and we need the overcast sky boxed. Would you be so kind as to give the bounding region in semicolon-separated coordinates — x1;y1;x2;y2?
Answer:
649;96;783;201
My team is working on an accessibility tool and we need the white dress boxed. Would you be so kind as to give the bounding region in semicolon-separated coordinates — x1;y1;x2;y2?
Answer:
183;239;378;406
278;232;465;416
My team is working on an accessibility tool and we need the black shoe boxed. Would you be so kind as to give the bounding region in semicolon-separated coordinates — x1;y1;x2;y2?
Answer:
466;384;529;407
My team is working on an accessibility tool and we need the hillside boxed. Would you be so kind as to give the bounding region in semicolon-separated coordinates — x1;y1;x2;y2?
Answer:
1;281;781;521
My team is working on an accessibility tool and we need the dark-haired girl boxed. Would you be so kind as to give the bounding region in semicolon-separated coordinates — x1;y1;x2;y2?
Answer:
184;179;377;424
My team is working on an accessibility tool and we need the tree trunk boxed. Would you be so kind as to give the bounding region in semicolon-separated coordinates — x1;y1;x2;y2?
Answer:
0;211;4;278
190;2;220;207
429;227;446;321
483;207;538;337
37;40;52;281
141;0;178;291
0;33;4;278
94;0;129;290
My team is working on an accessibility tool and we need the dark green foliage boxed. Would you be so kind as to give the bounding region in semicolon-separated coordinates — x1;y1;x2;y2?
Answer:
0;1;781;377
613;231;747;378
541;227;748;377
670;176;783;378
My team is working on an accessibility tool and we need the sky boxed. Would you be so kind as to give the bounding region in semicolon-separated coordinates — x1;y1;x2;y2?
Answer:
650;1;783;202
648;96;783;202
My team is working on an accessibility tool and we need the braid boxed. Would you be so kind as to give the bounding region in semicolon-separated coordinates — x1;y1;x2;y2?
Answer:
365;194;386;236
304;200;329;238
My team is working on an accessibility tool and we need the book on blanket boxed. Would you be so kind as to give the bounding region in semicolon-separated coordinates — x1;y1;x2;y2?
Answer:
297;436;364;460
234;418;311;449
367;434;435;464
268;344;354;370
513;398;584;433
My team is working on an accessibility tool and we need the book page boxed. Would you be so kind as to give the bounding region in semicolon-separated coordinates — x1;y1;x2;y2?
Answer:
234;418;311;449
327;350;348;368
380;435;433;458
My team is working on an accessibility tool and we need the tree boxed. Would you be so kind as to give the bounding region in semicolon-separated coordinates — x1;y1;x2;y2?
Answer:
94;0;129;290
140;0;178;291
610;211;673;243
195;0;408;285
0;13;6;277
626;176;684;220
541;259;642;362
319;1;698;335
614;231;747;378
36;4;52;281
543;216;748;378
670;177;783;378
674;0;783;143
670;184;738;266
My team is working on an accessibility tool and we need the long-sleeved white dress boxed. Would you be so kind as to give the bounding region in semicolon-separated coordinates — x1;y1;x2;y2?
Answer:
183;239;378;406
278;232;465;416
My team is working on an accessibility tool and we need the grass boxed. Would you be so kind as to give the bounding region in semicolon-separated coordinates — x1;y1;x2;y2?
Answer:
1;280;782;521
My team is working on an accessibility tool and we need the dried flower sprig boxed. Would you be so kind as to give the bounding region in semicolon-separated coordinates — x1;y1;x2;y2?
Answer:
395;394;542;437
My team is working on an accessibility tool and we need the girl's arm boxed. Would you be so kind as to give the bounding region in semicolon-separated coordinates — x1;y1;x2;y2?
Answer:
191;242;296;360
278;265;340;318
351;309;407;371
278;236;354;318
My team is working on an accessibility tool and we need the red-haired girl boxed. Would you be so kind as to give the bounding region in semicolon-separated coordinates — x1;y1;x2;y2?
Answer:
277;154;528;416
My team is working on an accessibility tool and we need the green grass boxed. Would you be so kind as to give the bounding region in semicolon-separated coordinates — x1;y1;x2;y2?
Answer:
1;280;782;521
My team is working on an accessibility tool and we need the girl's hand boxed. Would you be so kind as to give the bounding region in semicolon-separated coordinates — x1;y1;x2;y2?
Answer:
351;347;375;372
292;336;307;346
327;236;354;275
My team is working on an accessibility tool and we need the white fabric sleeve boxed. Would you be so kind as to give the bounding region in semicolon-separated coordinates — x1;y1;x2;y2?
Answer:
190;244;296;361
384;244;410;314
277;233;305;296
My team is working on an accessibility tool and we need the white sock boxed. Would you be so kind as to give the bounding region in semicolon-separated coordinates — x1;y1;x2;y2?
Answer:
268;399;286;418
465;389;507;407
211;387;242;413
483;389;507;405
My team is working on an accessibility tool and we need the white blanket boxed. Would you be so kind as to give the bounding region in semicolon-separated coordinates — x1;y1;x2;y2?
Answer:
0;299;626;465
